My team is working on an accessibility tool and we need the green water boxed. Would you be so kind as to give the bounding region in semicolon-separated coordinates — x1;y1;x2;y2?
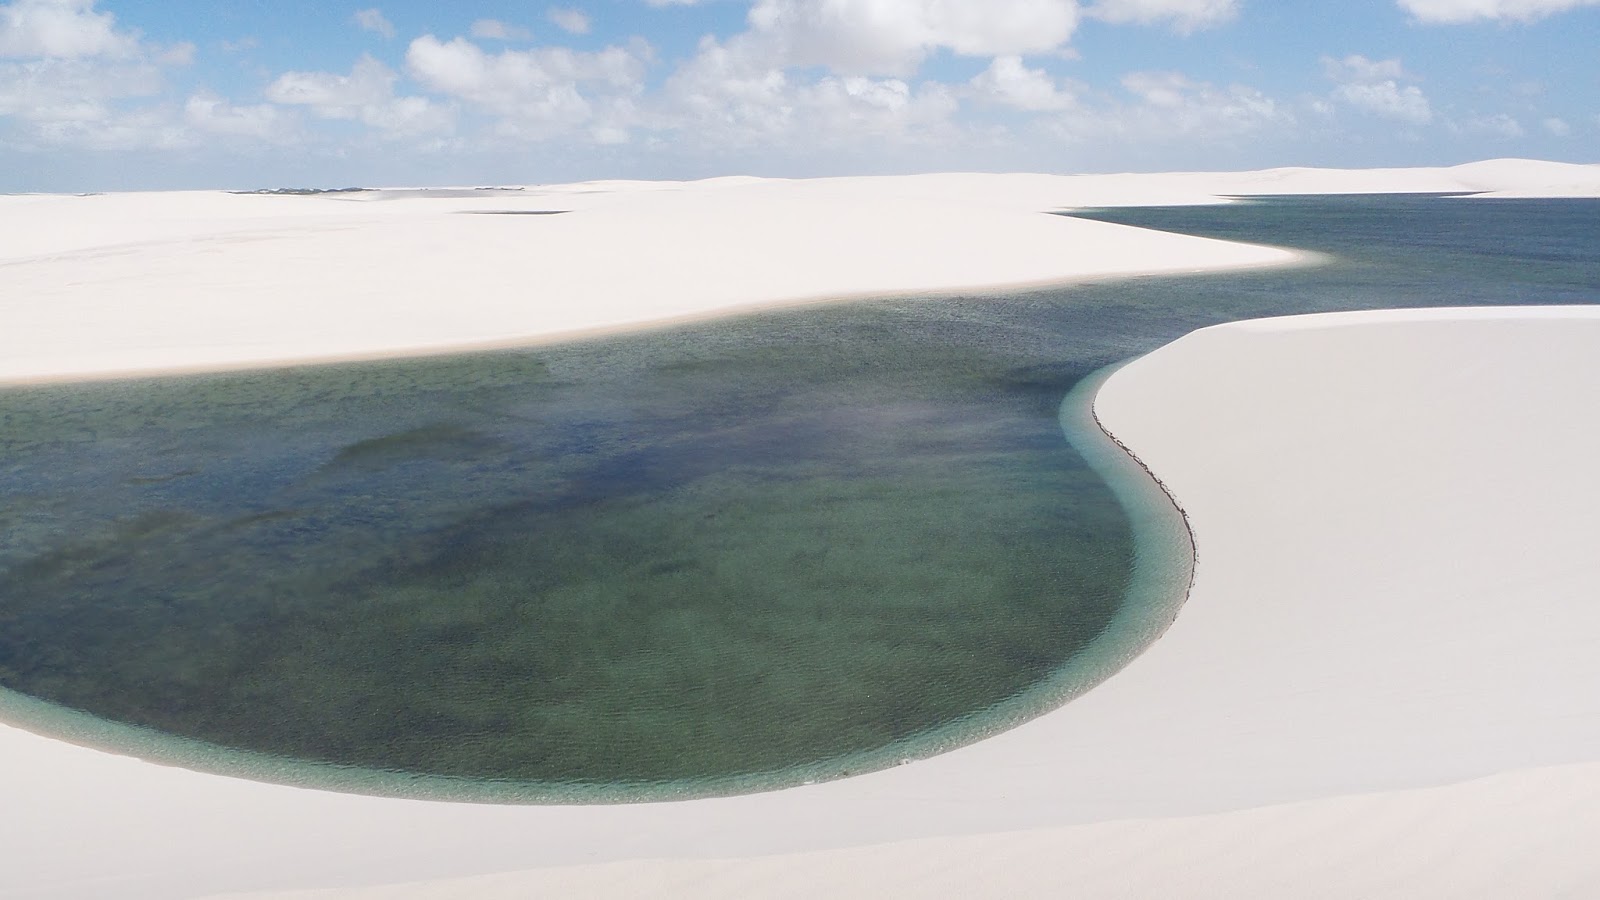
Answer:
0;196;1595;800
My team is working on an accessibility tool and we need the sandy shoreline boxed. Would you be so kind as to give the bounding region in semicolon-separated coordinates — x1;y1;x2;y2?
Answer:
3;161;1600;898
6;158;1598;387
0;176;1297;386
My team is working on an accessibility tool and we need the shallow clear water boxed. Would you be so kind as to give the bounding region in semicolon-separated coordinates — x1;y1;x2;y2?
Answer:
0;196;1595;800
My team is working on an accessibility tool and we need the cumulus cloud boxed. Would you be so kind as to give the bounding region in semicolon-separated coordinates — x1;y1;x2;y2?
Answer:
1333;80;1431;123
185;93;291;139
969;55;1076;111
351;8;396;39
1085;0;1239;32
547;7;591;35
266;54;452;136
28;106;188;150
0;56;159;121
1452;112;1524;137
657;32;959;150
406;35;647;140
1111;70;1283;136
1397;0;1600;22
0;0;198;151
1542;116;1570;136
1323;54;1431;125
0;0;136;59
658;36;794;141
469;19;532;41
744;0;1079;76
267;55;393;110
1323;54;1409;83
800;74;957;141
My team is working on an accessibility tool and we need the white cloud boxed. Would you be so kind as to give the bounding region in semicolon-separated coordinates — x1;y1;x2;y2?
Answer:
970;55;1075;111
1085;0;1239;32
1332;81;1431;124
992;69;1288;154
351;8;396;39
158;41;194;65
1542;116;1570;136
1453;112;1524;137
658;36;794;141
0;57;158;122
469;19;532;41
28;106;188;150
406;35;647;139
0;0;210;155
0;0;136;59
185;92;291;139
0;2;186;136
548;7;591;35
799;74;958;140
745;0;1079;76
1397;0;1600;22
1322;54;1409;83
266;55;453;137
267;54;393;110
1110;70;1284;136
1322;54;1431;125
657;33;959;150
363;94;456;136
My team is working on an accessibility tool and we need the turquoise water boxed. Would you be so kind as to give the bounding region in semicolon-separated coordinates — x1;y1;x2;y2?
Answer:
0;196;1595;800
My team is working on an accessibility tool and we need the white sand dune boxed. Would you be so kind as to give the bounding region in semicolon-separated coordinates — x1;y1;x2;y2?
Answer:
0;176;1296;385
6;158;1599;386
2;161;1599;898
201;760;1600;900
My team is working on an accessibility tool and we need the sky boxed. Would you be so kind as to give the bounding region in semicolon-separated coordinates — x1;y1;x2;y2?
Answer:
1;0;1597;191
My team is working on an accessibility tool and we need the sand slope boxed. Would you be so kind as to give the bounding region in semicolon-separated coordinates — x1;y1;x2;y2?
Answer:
210;760;1600;899
0;176;1295;385
6;159;1599;385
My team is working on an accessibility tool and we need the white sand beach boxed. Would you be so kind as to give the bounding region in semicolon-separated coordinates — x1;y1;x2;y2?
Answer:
2;161;1599;898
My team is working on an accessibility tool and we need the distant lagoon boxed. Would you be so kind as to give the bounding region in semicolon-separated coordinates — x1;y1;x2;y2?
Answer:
0;196;1594;801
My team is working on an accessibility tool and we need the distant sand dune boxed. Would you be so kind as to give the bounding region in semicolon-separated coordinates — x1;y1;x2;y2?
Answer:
5;159;1597;386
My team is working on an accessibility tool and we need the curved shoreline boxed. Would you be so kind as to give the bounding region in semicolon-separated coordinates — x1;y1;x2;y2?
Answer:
1085;361;1199;624
0;175;1307;387
0;361;1196;806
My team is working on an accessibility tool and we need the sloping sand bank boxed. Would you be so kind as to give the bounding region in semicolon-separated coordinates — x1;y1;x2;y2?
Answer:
206;760;1600;899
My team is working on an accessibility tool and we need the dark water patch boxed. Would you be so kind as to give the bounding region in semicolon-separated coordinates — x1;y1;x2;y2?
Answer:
324;424;508;471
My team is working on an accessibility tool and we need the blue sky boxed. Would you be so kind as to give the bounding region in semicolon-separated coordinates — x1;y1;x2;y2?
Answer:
1;0;1596;190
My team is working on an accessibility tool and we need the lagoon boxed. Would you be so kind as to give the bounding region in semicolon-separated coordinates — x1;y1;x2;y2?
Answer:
0;195;1595;801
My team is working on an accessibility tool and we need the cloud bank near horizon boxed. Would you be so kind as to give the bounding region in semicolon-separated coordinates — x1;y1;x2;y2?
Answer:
0;0;1595;190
